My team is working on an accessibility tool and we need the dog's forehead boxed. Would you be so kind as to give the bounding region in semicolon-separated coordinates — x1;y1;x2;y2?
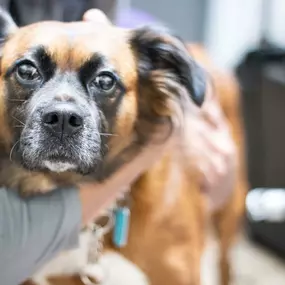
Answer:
2;21;137;83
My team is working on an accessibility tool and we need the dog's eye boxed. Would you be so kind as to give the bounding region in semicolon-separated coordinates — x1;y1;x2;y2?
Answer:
16;63;41;84
94;73;116;92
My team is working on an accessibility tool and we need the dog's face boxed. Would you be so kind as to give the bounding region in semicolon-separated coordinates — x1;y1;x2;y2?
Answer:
0;9;206;175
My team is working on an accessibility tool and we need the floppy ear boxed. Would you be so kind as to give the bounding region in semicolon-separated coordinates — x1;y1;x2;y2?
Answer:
130;25;206;108
0;8;17;149
0;8;17;48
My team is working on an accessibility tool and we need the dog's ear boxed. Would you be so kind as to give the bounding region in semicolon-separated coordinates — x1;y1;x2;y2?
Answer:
130;26;206;107
0;8;17;48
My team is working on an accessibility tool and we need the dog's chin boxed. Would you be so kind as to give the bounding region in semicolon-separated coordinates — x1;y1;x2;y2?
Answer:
22;158;97;175
43;160;78;173
18;140;103;175
19;154;97;175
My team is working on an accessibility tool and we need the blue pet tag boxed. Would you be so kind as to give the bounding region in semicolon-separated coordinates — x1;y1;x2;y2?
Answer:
113;206;130;248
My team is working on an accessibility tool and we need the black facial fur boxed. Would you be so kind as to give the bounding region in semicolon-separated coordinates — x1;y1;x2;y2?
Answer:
5;46;56;82
7;70;103;173
4;46;125;174
79;54;105;84
79;54;126;122
130;25;206;107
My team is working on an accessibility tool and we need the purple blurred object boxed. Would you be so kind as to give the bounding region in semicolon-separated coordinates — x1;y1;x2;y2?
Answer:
115;8;160;28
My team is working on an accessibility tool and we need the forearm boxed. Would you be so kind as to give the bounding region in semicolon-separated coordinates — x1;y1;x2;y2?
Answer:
79;133;175;224
0;187;81;285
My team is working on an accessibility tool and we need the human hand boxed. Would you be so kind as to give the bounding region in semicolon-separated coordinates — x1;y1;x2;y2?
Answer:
185;84;236;212
79;123;177;224
82;9;112;24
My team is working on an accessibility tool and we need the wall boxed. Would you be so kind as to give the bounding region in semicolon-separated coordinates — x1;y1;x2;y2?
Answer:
131;0;207;42
130;0;285;71
266;0;285;47
204;0;264;70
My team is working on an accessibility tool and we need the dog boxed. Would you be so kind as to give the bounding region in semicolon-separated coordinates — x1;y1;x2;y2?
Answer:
0;9;247;285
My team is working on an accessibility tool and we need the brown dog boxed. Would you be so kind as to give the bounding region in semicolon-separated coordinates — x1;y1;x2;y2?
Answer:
0;9;246;285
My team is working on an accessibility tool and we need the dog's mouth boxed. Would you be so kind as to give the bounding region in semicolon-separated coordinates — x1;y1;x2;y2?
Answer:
40;151;79;172
17;128;103;174
19;146;102;174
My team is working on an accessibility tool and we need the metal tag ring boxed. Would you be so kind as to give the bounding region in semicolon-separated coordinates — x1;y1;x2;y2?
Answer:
93;210;114;236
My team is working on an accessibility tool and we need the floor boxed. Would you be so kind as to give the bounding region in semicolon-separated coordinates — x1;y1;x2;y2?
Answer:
202;233;285;285
99;232;285;285
32;231;285;285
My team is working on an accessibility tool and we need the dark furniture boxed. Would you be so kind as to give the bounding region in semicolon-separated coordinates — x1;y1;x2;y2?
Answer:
236;43;285;256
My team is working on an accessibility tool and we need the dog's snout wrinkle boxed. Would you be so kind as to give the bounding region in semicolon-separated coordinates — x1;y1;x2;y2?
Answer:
54;93;75;102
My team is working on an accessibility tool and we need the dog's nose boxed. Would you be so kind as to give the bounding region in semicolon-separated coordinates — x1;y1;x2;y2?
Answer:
42;104;83;137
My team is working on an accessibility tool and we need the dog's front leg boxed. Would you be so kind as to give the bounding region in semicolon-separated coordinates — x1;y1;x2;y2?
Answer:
21;277;51;285
30;276;51;285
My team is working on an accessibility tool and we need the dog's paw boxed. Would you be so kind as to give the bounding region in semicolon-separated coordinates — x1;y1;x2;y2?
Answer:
19;174;56;196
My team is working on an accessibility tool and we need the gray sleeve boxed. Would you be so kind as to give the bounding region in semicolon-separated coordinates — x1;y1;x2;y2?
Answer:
0;187;81;285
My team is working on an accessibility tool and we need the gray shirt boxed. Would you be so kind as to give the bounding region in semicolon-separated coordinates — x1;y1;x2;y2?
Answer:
0;187;81;285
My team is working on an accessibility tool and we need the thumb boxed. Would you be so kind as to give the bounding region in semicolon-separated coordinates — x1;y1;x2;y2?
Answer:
82;9;111;25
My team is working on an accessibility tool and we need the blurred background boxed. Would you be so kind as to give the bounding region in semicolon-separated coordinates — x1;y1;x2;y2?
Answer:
115;0;285;284
115;0;285;70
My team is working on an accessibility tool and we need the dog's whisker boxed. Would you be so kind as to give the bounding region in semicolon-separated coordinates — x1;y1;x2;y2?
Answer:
17;108;26;115
100;133;117;137
8;98;26;102
9;140;20;162
11;115;25;126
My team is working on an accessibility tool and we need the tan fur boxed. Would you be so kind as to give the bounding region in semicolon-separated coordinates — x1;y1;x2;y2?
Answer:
0;22;247;285
189;44;247;285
